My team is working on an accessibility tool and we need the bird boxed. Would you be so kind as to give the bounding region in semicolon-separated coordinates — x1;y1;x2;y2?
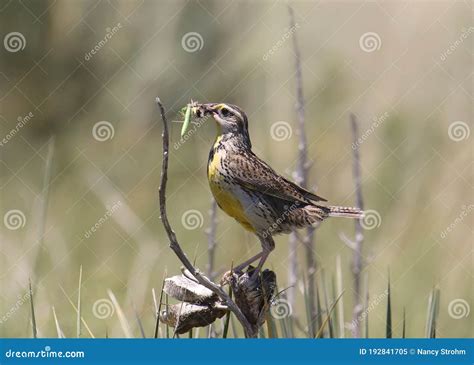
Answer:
192;102;363;278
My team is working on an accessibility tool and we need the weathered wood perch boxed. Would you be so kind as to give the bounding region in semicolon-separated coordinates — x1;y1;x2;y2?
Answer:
159;267;277;335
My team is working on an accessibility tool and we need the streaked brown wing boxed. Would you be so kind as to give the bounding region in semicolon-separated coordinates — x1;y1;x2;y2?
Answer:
229;152;327;204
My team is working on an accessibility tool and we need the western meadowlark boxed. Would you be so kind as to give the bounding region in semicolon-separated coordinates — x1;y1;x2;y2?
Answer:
192;102;363;277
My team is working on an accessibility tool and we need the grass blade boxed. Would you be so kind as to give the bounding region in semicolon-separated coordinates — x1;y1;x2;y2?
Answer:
28;280;37;338
335;255;345;338
402;307;406;338
107;289;132;338
386;272;392;338
364;272;369;339
59;285;95;338
315;290;345;338
321;270;334;338
77;265;82;338
154;274;166;338
52;306;65;338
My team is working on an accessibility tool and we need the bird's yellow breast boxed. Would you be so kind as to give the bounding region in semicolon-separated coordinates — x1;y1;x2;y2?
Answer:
208;144;255;232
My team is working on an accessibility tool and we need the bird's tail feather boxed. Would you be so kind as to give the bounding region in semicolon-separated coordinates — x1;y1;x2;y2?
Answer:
328;205;364;219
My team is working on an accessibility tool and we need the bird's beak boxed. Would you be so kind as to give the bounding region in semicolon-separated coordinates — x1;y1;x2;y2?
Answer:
194;103;218;118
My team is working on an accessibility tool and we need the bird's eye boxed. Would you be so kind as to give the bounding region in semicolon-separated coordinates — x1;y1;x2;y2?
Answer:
220;108;231;118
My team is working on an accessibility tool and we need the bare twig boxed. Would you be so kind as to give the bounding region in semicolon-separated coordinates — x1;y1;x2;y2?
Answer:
155;97;256;338
288;5;317;337
206;199;218;281
349;113;365;338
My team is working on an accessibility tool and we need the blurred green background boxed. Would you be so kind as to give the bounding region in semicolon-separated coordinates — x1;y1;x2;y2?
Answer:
0;0;472;338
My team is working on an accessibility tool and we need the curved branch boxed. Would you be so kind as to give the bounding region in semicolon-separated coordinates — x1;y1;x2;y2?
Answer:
155;97;256;338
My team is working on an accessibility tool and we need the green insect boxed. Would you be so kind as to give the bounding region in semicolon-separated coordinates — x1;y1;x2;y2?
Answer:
180;104;192;137
180;101;199;137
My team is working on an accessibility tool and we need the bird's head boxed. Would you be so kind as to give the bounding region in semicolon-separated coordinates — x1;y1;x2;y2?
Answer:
196;103;250;141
